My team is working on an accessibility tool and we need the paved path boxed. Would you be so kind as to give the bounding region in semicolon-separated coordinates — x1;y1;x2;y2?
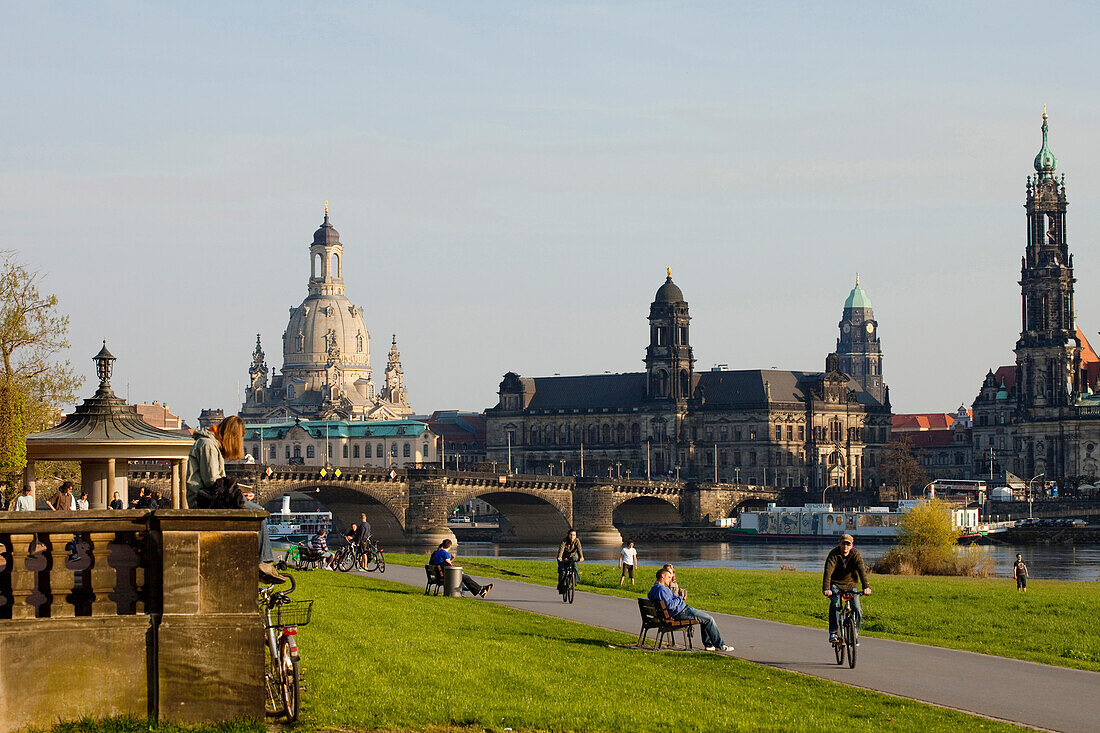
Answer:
365;563;1098;732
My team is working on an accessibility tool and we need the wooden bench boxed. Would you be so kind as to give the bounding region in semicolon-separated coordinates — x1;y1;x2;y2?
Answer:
637;598;699;650
424;564;445;595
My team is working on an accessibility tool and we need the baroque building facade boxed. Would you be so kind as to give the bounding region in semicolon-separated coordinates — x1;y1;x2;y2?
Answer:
971;112;1100;489
486;272;893;489
239;207;414;423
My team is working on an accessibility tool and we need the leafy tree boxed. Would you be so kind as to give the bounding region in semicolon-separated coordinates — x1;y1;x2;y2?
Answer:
899;498;960;552
880;437;925;499
0;252;83;500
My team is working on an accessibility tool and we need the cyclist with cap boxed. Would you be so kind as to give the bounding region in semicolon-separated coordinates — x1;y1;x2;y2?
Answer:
822;533;870;644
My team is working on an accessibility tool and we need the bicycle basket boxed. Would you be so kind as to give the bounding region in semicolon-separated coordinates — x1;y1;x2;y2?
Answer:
266;599;314;628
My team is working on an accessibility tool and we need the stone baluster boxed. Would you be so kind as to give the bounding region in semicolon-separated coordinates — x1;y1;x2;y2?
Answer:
9;534;44;618
88;532;117;616
46;533;76;618
107;534;143;615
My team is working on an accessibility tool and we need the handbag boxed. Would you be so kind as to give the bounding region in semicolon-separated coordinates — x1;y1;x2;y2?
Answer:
194;477;246;509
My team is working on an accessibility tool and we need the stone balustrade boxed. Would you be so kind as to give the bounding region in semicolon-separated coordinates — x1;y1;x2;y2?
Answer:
0;509;266;732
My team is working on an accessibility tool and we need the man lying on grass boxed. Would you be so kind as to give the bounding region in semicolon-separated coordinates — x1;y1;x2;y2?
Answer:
648;567;733;652
430;539;493;598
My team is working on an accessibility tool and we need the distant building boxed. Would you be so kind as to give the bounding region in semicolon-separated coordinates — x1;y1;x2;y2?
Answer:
971;112;1100;490
240;208;413;423
486;272;892;489
415;411;488;470
135;402;184;431
197;408;225;429
244;419;437;468
892;407;972;480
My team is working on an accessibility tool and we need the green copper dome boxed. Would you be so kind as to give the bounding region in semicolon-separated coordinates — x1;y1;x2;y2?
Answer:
844;278;872;310
1034;111;1057;176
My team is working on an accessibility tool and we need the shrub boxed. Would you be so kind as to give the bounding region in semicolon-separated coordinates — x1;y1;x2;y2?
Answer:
874;500;992;576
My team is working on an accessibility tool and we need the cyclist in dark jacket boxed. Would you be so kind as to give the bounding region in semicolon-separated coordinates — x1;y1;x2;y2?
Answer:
823;534;871;643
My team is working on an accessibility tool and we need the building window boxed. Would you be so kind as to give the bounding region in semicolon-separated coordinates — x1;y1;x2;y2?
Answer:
735;427;742;442
270;446;277;459
286;446;291;459
376;443;383;458
749;451;757;466
343;444;349;458
798;425;804;441
422;444;428;456
404;443;411;457
391;443;398;457
720;426;728;440
749;428;756;441
306;446;314;458
706;426;714;440
786;425;793;441
327;444;333;458
293;445;301;458
602;425;611;443
775;425;782;441
353;445;360;459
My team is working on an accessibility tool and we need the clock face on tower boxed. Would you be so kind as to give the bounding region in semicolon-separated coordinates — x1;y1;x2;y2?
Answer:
865;322;874;334
842;323;851;333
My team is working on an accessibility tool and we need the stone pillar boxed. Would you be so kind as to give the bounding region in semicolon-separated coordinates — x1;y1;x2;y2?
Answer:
22;461;35;502
154;510;266;724
404;471;456;547
571;480;622;545
682;483;727;524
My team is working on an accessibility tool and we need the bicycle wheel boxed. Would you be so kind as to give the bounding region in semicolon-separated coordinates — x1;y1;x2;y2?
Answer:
376;552;386;573
566;573;576;604
833;637;845;665
845;614;857;669
278;637;300;723
264;641;286;717
337;547;356;572
362;550;380;572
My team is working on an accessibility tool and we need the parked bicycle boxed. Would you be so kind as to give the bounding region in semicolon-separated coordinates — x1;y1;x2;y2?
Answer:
259;573;313;722
334;538;386;573
831;590;860;668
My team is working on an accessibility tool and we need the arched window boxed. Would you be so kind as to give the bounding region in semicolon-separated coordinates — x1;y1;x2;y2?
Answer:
657;370;669;397
312;253;320;279
617;424;626;443
342;444;348;458
679;370;690;397
332;253;340;278
422;444;428;456
390;443;398;457
293;445;301;458
353;445;359;458
306;445;314;458
357;332;364;352
588;425;598;444
531;427;539;445
601;424;611;443
403;443;411;457
376;443;383;458
631;423;640;442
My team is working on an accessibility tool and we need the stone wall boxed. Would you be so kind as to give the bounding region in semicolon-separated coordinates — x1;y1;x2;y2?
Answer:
0;509;266;732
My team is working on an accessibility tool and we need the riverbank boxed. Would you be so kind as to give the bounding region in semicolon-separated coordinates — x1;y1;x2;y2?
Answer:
388;553;1100;672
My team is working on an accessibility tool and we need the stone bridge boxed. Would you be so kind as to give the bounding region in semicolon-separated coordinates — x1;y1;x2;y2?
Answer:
128;465;780;545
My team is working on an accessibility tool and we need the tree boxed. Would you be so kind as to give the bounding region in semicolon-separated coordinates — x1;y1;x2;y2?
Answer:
880;437;925;499
0;252;83;500
898;498;960;551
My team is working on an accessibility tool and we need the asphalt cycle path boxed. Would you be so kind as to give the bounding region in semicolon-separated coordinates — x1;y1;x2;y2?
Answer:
366;562;1098;732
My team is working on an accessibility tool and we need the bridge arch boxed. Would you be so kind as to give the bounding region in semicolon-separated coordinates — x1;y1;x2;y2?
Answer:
449;485;572;544
257;481;407;543
611;495;684;526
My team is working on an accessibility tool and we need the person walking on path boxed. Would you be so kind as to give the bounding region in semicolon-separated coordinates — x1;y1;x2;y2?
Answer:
556;529;584;593
429;539;492;597
187;414;283;583
619;540;638;586
1013;554;1029;592
648;567;733;652
13;486;36;511
823;534;871;644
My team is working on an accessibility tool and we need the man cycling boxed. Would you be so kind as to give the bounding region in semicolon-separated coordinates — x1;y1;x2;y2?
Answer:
556;529;584;593
822;533;870;644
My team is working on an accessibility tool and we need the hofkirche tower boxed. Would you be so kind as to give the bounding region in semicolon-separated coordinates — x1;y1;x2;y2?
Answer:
1015;108;1079;413
239;206;413;422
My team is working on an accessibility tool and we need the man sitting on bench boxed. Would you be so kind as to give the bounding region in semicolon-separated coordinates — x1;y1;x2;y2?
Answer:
647;567;733;652
429;539;493;598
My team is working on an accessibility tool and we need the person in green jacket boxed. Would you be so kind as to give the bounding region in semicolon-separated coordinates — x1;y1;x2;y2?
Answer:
822;534;870;643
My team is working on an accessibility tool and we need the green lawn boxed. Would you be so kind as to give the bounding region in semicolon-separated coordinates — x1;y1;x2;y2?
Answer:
387;553;1100;672
292;571;1022;732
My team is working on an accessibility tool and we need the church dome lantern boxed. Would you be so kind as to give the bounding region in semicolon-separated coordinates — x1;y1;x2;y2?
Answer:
1034;108;1057;177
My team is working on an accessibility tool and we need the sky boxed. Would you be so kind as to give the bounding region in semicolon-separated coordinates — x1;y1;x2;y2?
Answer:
4;2;1100;425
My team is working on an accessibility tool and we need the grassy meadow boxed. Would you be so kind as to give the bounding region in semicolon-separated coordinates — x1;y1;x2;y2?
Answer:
388;553;1100;672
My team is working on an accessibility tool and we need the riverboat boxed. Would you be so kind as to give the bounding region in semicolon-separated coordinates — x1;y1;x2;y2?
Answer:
731;502;991;543
266;496;333;543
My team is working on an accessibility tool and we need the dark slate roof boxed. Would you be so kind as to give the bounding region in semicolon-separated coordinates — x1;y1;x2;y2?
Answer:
524;373;648;410
28;386;192;445
653;275;684;303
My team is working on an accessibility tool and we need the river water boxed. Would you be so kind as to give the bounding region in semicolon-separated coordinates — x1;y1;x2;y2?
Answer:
423;540;1100;582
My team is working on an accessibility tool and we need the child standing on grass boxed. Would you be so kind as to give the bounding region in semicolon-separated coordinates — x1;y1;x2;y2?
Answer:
1013;554;1029;592
619;540;638;586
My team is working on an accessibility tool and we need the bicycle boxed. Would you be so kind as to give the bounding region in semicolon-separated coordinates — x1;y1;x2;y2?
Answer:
559;559;578;604
259;573;313;722
830;590;860;669
334;539;386;573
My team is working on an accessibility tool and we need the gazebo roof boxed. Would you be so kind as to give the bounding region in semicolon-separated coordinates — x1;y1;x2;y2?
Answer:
26;344;192;460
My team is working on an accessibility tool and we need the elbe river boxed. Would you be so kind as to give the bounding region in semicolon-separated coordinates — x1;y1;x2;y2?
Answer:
428;540;1100;582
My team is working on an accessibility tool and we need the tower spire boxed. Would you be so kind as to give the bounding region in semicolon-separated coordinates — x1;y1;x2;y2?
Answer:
1034;107;1057;177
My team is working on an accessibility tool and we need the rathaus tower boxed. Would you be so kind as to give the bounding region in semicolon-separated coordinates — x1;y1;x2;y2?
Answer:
239;206;414;422
836;275;884;404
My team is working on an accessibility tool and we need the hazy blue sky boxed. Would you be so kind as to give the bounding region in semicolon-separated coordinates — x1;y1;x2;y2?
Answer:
4;2;1100;424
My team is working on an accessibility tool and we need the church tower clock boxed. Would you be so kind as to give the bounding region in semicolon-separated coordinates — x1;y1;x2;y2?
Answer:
836;275;885;403
1015;109;1079;413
